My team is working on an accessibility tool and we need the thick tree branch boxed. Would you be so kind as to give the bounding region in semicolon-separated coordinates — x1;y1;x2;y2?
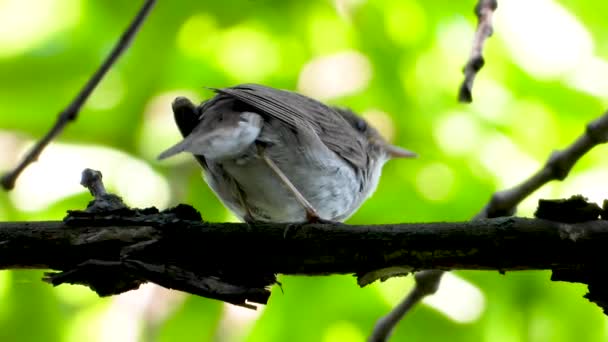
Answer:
1;211;608;308
458;0;498;103
0;0;157;190
1;169;606;312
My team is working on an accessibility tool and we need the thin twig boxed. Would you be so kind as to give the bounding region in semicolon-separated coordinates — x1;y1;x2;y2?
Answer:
458;0;498;103
368;271;443;342
0;0;157;190
370;110;608;341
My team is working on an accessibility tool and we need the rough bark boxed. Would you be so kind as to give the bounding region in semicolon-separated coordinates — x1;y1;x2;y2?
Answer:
1;198;607;310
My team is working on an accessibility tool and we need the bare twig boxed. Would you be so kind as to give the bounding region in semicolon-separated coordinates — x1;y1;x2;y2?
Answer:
368;271;443;342
0;0;157;190
370;111;608;340
477;111;608;219
458;0;498;103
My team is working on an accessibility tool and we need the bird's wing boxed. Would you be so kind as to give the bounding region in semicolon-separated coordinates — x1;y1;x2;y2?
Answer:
211;84;368;170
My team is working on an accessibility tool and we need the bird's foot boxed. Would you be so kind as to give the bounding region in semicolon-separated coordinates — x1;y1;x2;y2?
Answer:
283;212;337;239
243;214;256;232
305;210;337;225
283;223;302;239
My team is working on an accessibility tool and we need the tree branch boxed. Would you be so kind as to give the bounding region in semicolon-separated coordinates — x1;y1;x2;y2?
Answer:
458;0;498;103
0;0;157;190
1;205;608;309
0;170;605;312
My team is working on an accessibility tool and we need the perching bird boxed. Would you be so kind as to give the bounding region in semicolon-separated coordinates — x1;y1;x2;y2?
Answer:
158;84;415;223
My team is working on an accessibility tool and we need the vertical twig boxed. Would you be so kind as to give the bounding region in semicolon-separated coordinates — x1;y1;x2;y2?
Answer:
1;0;158;190
458;0;498;103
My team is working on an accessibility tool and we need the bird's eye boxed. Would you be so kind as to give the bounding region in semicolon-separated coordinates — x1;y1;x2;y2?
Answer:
355;119;367;132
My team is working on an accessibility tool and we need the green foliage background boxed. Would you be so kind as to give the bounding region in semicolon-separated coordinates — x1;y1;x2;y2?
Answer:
1;0;607;341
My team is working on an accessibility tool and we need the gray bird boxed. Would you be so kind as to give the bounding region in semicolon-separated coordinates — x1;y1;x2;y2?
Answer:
158;84;415;223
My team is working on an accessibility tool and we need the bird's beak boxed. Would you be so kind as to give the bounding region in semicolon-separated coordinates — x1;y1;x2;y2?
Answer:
384;144;417;159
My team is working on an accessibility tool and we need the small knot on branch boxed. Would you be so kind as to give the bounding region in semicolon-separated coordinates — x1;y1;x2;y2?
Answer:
586;114;608;143
76;168;127;214
81;168;107;197
545;150;572;181
468;56;486;72
474;0;498;17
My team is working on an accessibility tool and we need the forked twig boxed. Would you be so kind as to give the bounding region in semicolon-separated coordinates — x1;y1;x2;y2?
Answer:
476;112;608;218
458;0;498;103
370;111;608;341
0;0;157;190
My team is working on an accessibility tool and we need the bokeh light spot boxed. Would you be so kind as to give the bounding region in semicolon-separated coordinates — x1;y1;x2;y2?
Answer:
0;0;81;57
507;100;558;156
298;50;372;100
557;168;608;205
0;272;10;303
436;18;475;79
376;276;414;306
567;56;608;98
0;131;26;171
10;142;171;212
479;133;540;189
65;301;110;342
403;18;472;105
323;321;365;342
333;0;366;20
423;273;486;323
307;9;353;54
434;112;481;156
216;26;280;82
384;0;426;46
216;303;264;341
176;13;218;58
56;283;100;307
415;162;455;202
496;0;593;78
470;79;513;124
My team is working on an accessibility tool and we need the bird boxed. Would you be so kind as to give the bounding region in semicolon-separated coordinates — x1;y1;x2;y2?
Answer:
158;84;415;223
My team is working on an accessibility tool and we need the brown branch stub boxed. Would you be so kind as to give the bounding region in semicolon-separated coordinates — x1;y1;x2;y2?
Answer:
76;168;128;214
458;0;498;103
81;168;107;197
0;0;157;191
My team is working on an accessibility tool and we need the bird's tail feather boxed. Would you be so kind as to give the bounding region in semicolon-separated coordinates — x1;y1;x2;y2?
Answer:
157;140;189;160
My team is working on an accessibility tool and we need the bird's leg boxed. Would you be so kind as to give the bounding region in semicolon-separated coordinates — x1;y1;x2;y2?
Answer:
260;149;336;240
236;186;256;228
260;152;319;219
